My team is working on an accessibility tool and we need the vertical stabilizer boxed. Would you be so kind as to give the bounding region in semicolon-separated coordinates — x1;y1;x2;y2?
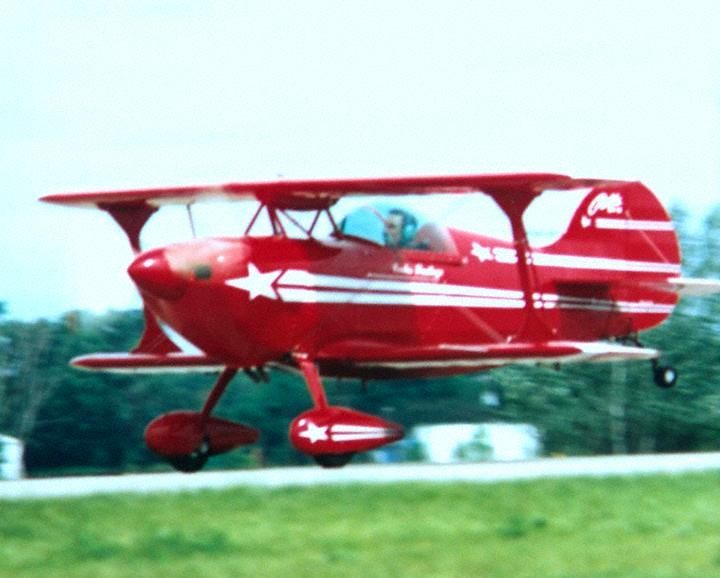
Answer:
547;182;681;274
535;182;682;338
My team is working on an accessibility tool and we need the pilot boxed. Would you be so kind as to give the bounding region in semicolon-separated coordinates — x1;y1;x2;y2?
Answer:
383;208;432;250
383;209;417;248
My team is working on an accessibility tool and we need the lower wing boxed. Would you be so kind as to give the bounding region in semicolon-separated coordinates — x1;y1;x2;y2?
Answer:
71;352;224;373
312;339;658;375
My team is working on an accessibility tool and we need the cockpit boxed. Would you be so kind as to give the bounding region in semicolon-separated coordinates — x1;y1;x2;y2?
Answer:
339;204;458;254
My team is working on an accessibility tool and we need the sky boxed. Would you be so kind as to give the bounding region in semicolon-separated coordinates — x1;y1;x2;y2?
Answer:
2;1;720;320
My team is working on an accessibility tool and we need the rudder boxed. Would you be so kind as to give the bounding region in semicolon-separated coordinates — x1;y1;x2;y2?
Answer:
534;182;682;338
547;181;681;272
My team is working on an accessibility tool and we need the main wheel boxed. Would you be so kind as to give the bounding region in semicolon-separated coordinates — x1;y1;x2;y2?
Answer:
313;452;355;469
653;365;678;389
167;439;210;473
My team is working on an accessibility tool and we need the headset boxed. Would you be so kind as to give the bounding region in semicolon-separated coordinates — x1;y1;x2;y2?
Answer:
384;208;418;248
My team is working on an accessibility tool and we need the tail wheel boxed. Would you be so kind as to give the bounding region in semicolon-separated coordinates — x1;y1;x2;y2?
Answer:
313;453;355;469
167;439;210;473
653;364;678;389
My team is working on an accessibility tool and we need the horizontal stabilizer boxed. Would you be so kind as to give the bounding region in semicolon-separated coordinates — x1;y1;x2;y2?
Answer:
71;353;224;373
664;277;720;296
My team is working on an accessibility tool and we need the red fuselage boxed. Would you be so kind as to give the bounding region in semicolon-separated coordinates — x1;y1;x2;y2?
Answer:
130;225;679;378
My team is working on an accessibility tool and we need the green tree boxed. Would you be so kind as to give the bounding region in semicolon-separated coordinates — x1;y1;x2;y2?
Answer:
0;319;62;442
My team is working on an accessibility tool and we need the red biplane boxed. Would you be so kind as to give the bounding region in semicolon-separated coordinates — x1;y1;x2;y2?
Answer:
41;174;720;470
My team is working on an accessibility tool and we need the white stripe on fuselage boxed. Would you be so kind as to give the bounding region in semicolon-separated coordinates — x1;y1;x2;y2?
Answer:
530;252;681;274
469;243;681;275
533;294;675;314
276;288;525;309
594;218;675;231
227;265;676;314
274;269;673;314
278;269;524;300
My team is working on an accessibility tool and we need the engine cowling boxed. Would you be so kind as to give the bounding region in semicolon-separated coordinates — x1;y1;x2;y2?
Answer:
289;406;404;456
145;411;259;458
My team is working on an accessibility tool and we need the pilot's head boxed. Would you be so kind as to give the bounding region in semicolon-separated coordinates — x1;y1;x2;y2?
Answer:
384;209;417;248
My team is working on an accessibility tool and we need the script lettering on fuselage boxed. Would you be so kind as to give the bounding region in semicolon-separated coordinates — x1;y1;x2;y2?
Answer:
391;262;445;280
587;192;624;217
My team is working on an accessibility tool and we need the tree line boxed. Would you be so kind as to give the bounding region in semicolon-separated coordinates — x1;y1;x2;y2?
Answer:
1;206;719;475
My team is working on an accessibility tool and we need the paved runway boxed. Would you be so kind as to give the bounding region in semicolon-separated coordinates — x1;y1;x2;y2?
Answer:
2;452;720;500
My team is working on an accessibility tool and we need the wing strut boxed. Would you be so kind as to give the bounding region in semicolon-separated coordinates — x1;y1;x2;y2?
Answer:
98;202;180;357
132;306;181;355
98;201;158;253
487;190;553;340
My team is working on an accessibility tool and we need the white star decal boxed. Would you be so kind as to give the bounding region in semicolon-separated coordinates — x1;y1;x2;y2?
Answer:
226;263;282;300
470;242;494;263
298;421;329;444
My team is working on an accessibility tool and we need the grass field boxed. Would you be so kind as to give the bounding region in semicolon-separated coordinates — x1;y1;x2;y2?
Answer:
1;473;720;577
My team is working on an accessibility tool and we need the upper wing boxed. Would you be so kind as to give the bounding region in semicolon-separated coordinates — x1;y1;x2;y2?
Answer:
40;173;621;211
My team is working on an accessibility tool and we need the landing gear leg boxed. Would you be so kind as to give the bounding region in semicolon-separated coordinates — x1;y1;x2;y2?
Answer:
297;358;328;409
289;356;403;468
201;367;238;423
166;367;238;473
145;367;259;473
295;357;356;468
622;335;678;389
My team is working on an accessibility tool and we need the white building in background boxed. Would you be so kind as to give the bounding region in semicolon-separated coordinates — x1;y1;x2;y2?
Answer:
0;434;24;480
412;423;541;464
